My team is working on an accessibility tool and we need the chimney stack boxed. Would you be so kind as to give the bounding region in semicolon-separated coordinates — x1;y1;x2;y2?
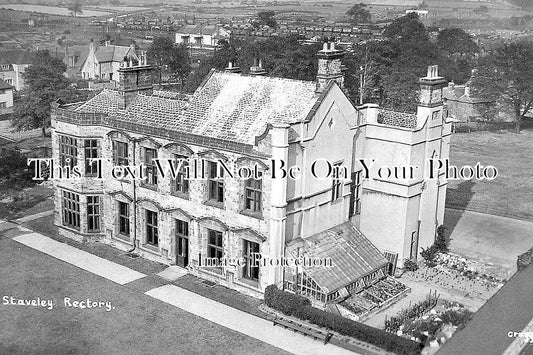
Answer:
118;56;153;109
418;65;446;108
250;58;267;76
225;61;242;73
315;39;345;93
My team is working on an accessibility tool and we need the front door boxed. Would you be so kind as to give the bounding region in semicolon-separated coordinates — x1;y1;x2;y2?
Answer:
177;235;189;267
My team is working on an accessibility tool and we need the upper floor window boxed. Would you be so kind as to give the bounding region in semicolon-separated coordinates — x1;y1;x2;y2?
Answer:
144;148;158;186
331;162;343;201
87;196;101;232
62;190;80;230
244;178;262;213
172;154;189;195
5;79;12;84
207;161;224;204
146;209;158;246
84;139;99;176
243;240;259;281
349;170;362;217
59;135;78;168
1;64;9;70
112;141;129;166
0;102;6;108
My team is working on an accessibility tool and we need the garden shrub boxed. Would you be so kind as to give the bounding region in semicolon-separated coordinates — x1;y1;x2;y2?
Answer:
404;259;419;272
440;309;473;328
434;225;450;253
264;285;422;355
421;245;438;267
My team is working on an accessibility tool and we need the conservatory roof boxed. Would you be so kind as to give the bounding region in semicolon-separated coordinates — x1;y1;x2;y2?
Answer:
286;221;388;294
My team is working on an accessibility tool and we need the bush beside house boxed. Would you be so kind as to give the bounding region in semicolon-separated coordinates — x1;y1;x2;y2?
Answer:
264;285;422;355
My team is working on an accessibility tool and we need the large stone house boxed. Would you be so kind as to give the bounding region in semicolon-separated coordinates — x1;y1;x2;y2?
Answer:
50;43;451;306
80;41;138;82
0;50;33;91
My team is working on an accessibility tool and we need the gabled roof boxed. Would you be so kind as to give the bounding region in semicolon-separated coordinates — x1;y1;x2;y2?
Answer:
0;50;33;65
286;221;389;294
75;89;189;127
0;78;13;90
95;45;136;63
173;71;319;144
76;71;321;145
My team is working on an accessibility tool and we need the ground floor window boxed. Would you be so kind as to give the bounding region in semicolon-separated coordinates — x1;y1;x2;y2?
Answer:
62;191;80;230
118;201;130;236
146;210;158;246
87;196;100;232
242;240;259;281
207;229;223;263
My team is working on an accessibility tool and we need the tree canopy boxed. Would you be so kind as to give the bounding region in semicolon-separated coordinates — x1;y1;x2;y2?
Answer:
67;0;83;16
253;10;277;29
346;3;371;24
474;41;533;132
185;14;477;113
436;28;479;57
383;13;428;42
147;37;191;85
185;35;320;93
12;50;82;135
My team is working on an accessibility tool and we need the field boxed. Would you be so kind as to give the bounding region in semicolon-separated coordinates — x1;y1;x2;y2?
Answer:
446;129;533;220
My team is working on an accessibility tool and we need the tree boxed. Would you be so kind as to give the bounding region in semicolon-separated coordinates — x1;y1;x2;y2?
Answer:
12;50;78;136
383;13;428;42
147;37;191;86
346;3;371;24
67;0;83;16
474;42;533;132
253;10;277;29
436;28;479;57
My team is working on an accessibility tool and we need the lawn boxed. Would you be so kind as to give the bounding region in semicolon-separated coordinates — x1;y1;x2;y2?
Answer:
446;129;533;220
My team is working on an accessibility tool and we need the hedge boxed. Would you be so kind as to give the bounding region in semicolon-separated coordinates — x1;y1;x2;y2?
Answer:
265;285;422;355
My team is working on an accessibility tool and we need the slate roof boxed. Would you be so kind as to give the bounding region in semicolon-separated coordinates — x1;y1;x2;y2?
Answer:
95;45;135;63
286;221;388;294
75;71;320;145
0;50;33;65
0;78;12;90
75;89;188;126
174;72;318;144
377;109;418;129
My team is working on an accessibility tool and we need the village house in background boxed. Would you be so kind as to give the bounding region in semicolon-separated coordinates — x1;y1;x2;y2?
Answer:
0;78;14;117
80;40;138;82
61;45;90;79
0;50;32;91
175;24;231;52
50;42;451;316
443;73;514;125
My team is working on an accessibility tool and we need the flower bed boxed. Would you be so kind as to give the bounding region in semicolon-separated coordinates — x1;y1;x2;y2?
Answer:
264;285;423;355
385;292;439;333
